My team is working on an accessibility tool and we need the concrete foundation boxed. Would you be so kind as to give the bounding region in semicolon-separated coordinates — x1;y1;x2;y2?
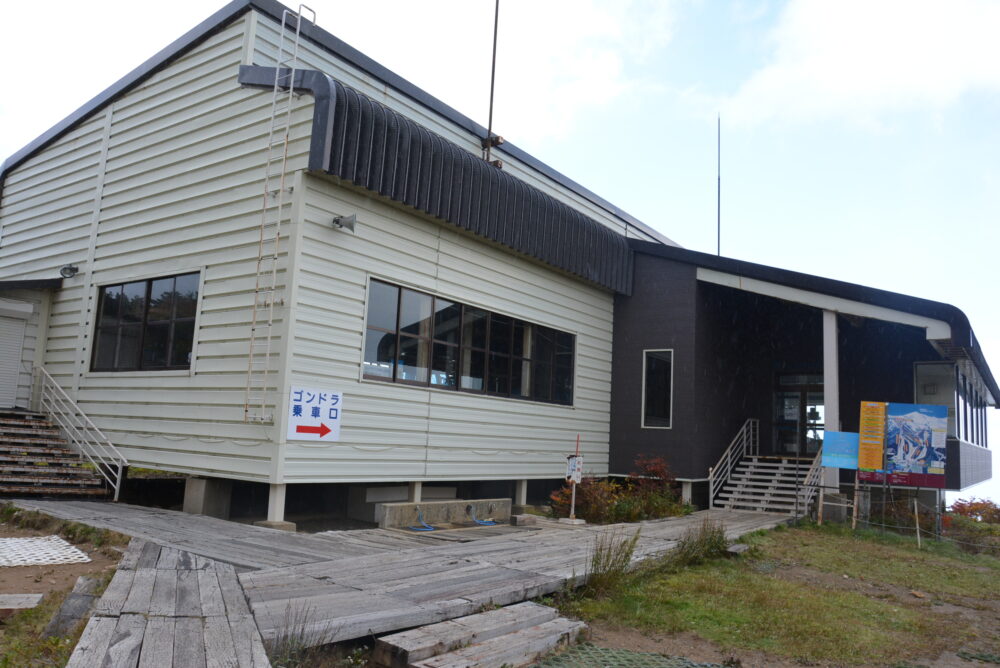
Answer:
348;484;457;523
375;498;511;529
182;477;232;519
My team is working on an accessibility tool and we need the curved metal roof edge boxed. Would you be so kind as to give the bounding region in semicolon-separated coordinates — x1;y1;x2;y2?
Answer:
0;0;674;248
630;239;999;404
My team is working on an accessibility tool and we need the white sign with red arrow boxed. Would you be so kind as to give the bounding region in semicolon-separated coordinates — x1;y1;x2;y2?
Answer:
286;386;343;442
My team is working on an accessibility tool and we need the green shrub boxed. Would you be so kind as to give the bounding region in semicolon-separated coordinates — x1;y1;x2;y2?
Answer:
671;519;729;568
585;527;641;598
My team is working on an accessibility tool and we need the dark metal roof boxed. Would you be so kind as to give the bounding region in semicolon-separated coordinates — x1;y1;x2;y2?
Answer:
240;66;633;294
0;0;673;248
631;240;1000;404
0;279;62;290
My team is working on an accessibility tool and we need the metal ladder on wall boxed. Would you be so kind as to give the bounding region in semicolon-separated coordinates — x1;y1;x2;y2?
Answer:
244;5;316;423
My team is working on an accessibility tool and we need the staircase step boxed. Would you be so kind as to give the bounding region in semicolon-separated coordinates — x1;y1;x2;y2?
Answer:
0;426;62;437
0;465;97;477
412;617;587;668
0;454;85;466
0;443;80;457
0;474;102;486
724;481;810;493
719;489;805;501
0;485;107;497
373;602;558;668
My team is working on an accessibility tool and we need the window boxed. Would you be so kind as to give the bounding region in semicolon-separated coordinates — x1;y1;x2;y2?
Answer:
363;279;574;405
642;349;673;428
92;273;199;371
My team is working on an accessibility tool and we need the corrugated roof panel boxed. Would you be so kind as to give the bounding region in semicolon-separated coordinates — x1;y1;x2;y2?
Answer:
239;65;633;294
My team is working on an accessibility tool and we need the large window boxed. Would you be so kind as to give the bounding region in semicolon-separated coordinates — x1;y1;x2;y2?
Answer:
642;349;673;428
363;279;575;405
92;273;199;371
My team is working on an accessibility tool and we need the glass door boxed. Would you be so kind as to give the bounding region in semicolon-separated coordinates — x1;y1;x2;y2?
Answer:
773;374;824;456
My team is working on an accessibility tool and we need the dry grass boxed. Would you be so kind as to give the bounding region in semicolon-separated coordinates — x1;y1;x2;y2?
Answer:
560;523;997;665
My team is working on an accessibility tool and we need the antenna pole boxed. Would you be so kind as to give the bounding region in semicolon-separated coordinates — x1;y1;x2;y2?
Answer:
716;114;721;256
485;0;500;163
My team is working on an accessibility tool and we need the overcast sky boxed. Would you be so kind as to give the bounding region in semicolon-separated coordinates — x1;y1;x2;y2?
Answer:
2;0;998;502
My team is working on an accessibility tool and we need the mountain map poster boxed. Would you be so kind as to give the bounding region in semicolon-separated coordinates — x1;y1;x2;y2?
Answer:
883;403;948;488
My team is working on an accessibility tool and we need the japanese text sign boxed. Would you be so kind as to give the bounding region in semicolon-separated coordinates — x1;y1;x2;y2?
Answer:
287;386;342;442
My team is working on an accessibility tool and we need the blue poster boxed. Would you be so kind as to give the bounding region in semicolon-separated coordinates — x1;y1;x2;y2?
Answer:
822;432;860;469
884;403;947;488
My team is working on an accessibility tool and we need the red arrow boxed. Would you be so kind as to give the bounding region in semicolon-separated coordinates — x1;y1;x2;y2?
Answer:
296;423;331;437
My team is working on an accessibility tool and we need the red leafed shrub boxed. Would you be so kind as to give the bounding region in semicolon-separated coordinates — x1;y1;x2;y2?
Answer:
949;497;1000;524
549;455;688;524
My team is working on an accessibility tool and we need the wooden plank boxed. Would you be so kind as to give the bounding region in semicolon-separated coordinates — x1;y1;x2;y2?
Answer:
92;569;133;616
121;568;157;615
65;616;117;668
175;570;202;617
373;602;558;668
198;570;227;617
204;616;239;668
103;614;146;668
137;616;175;668
136;541;161;569
0;593;43;610
156;547;181;569
148;569;178;617
173;617;208;668
217;568;251;617
117;538;145;570
413;617;586;668
228;615;271;668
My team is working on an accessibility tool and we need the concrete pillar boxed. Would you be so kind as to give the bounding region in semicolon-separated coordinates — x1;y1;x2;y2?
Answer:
182;477;232;519
680;480;693;505
514;480;528;506
253;483;295;531
822;310;841;505
407;481;422;503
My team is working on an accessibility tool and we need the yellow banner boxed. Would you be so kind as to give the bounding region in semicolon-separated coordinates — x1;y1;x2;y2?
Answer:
858;401;887;470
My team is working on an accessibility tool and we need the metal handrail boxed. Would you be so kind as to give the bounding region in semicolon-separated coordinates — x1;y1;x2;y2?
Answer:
708;418;759;509
32;367;128;501
797;446;824;514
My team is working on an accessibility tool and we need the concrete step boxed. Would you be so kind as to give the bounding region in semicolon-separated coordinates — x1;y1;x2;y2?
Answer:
412;617;587;668
373;601;558;668
728;475;810;487
0;464;96;476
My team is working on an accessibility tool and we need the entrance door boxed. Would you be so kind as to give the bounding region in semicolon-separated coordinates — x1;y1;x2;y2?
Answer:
773;374;824;456
0;316;26;409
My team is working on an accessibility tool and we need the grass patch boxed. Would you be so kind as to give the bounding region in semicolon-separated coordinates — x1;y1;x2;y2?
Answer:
559;522;996;665
0;572;114;668
759;522;1000;600
0;504;129;549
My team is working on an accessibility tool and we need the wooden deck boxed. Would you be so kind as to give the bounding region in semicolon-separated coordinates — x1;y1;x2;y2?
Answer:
66;538;270;667
11;500;790;660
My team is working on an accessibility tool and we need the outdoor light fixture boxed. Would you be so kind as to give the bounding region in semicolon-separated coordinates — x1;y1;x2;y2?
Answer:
332;214;357;233
59;264;79;278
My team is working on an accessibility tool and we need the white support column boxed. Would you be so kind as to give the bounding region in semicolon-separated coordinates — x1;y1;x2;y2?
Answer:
515;480;528;506
822;310;840;499
267;483;286;521
253;483;295;531
407;481;422;503
680;480;693;505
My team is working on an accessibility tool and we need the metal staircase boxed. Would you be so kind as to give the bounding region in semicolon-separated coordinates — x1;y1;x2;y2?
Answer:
709;419;823;516
715;455;821;515
244;4;315;423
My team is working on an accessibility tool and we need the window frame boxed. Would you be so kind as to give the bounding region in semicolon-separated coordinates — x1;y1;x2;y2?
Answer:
90;271;201;373
641;348;674;429
362;278;575;406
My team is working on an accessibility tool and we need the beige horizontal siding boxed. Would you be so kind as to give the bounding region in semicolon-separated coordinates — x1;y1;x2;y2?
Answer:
280;173;613;482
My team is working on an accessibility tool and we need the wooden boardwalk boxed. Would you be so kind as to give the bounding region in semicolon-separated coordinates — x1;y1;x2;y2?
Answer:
66;538;270;667
12;500;790;659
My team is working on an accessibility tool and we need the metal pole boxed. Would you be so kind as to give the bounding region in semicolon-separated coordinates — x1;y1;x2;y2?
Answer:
716;115;721;256
484;0;500;163
913;496;921;549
